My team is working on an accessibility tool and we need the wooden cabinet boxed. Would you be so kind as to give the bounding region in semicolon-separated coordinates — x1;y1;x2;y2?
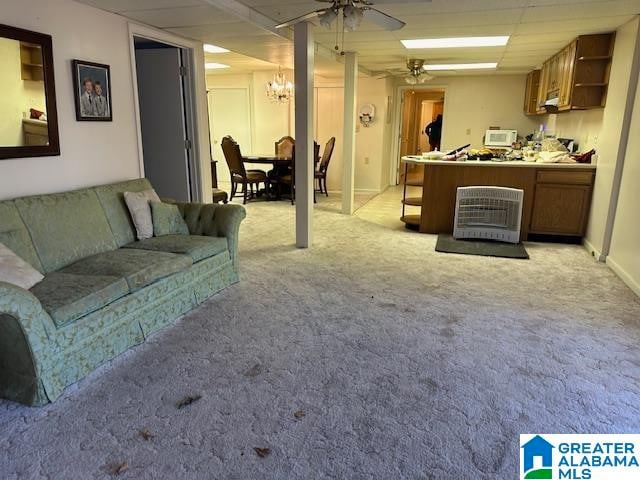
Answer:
528;33;614;114
415;163;596;240
558;40;577;110
524;69;540;115
530;169;594;236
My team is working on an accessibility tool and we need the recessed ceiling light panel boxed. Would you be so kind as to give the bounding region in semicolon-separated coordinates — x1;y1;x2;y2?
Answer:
205;62;230;70
402;36;509;49
425;62;498;71
204;44;229;53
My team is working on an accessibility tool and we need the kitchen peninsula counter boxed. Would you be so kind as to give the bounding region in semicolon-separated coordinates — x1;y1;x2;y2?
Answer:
400;156;597;240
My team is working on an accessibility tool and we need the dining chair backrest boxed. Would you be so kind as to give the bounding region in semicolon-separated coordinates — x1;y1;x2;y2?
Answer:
319;137;336;173
221;136;246;178
275;136;295;158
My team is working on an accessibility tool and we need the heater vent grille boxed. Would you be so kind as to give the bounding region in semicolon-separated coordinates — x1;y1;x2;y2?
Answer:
453;186;524;244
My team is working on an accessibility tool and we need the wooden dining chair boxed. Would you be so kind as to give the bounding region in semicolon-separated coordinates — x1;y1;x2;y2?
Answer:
271;142;320;204
315;137;335;197
269;136;295;181
221;136;268;204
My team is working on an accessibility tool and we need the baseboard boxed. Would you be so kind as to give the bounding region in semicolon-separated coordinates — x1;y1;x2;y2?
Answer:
326;189;380;194
606;256;640;297
583;238;605;262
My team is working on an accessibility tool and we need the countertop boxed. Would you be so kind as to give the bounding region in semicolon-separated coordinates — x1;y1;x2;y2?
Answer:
401;155;597;169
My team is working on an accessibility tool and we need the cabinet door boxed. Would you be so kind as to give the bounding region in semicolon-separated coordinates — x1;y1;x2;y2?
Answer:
530;184;591;235
524;70;540;115
559;41;577;110
536;62;550;113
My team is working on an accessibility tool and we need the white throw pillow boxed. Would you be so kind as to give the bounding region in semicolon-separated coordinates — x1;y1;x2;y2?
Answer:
0;242;44;290
124;189;161;240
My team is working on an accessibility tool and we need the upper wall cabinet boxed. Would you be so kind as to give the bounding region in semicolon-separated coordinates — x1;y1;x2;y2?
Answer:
525;32;615;115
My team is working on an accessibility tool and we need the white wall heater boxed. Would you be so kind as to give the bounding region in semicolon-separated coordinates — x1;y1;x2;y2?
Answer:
453;186;524;244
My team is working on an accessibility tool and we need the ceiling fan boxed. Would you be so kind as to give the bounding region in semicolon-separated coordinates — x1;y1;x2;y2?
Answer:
275;0;406;32
377;59;435;84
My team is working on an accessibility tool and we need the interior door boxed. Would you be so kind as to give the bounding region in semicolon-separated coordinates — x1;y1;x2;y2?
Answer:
135;48;191;201
208;88;252;186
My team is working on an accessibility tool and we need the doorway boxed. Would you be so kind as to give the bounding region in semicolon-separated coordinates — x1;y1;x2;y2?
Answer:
133;37;197;202
398;88;445;184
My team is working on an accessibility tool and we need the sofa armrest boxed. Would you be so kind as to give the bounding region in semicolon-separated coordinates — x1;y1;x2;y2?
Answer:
175;203;246;267
0;282;54;351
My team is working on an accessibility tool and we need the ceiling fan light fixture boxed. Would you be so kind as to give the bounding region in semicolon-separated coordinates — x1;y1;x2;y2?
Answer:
343;5;364;32
318;8;337;28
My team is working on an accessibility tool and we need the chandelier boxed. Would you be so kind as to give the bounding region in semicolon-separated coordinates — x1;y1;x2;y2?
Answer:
266;67;293;103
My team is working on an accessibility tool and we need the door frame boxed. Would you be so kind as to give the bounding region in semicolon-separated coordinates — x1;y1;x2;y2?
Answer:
389;84;447;185
128;22;207;202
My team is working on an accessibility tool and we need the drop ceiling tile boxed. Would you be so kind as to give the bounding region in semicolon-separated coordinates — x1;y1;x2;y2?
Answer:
77;0;204;13
521;1;640;22
121;5;237;28
514;16;632;35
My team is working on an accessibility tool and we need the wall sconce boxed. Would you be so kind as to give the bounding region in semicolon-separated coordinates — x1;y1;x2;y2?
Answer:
359;103;375;127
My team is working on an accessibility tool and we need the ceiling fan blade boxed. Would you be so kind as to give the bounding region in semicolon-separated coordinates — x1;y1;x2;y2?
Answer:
364;7;405;31
276;9;326;29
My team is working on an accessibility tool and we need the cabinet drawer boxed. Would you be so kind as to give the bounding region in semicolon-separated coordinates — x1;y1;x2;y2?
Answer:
536;169;594;185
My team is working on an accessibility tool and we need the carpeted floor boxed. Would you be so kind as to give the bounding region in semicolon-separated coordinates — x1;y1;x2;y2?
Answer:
1;193;639;479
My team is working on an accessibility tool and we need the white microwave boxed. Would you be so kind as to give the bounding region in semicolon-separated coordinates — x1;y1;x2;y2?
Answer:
484;129;517;147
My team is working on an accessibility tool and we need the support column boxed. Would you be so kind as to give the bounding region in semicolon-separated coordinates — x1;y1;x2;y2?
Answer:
342;51;357;215
293;21;314;247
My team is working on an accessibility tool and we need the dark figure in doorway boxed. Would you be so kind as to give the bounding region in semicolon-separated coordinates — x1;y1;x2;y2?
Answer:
425;114;443;151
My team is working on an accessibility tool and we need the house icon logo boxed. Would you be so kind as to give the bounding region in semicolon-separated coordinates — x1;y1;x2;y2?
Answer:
521;435;554;479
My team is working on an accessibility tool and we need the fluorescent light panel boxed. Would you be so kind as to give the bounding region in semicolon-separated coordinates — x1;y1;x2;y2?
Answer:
205;62;230;70
402;36;509;49
425;62;498;71
203;44;229;53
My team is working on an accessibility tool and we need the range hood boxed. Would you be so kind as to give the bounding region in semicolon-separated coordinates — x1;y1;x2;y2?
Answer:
542;96;559;113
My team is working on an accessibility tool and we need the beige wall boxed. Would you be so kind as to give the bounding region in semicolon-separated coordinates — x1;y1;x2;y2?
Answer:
584;16;640;256
436;74;540;150
607;57;640;296
0;0;143;200
545;109;604;152
0;38;47;146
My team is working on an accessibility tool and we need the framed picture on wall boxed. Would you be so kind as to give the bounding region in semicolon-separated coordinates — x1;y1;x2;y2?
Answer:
71;59;112;121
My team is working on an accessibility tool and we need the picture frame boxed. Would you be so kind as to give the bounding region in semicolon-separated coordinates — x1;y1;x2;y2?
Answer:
71;59;112;121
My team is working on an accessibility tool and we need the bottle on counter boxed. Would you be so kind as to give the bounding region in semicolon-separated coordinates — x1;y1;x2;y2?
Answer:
532;124;544;151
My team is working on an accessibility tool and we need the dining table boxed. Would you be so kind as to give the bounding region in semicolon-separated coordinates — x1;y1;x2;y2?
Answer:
242;155;292;166
242;155;292;200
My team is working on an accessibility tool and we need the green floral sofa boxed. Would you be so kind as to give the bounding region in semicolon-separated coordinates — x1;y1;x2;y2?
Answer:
0;178;245;406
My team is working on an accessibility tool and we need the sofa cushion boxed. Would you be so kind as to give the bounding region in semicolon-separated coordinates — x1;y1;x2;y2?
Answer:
124;189;161;240
123;235;228;263
14;189;117;273
60;248;192;292
0;201;44;272
0;242;44;290
151;202;189;237
93;178;154;247
30;272;129;327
